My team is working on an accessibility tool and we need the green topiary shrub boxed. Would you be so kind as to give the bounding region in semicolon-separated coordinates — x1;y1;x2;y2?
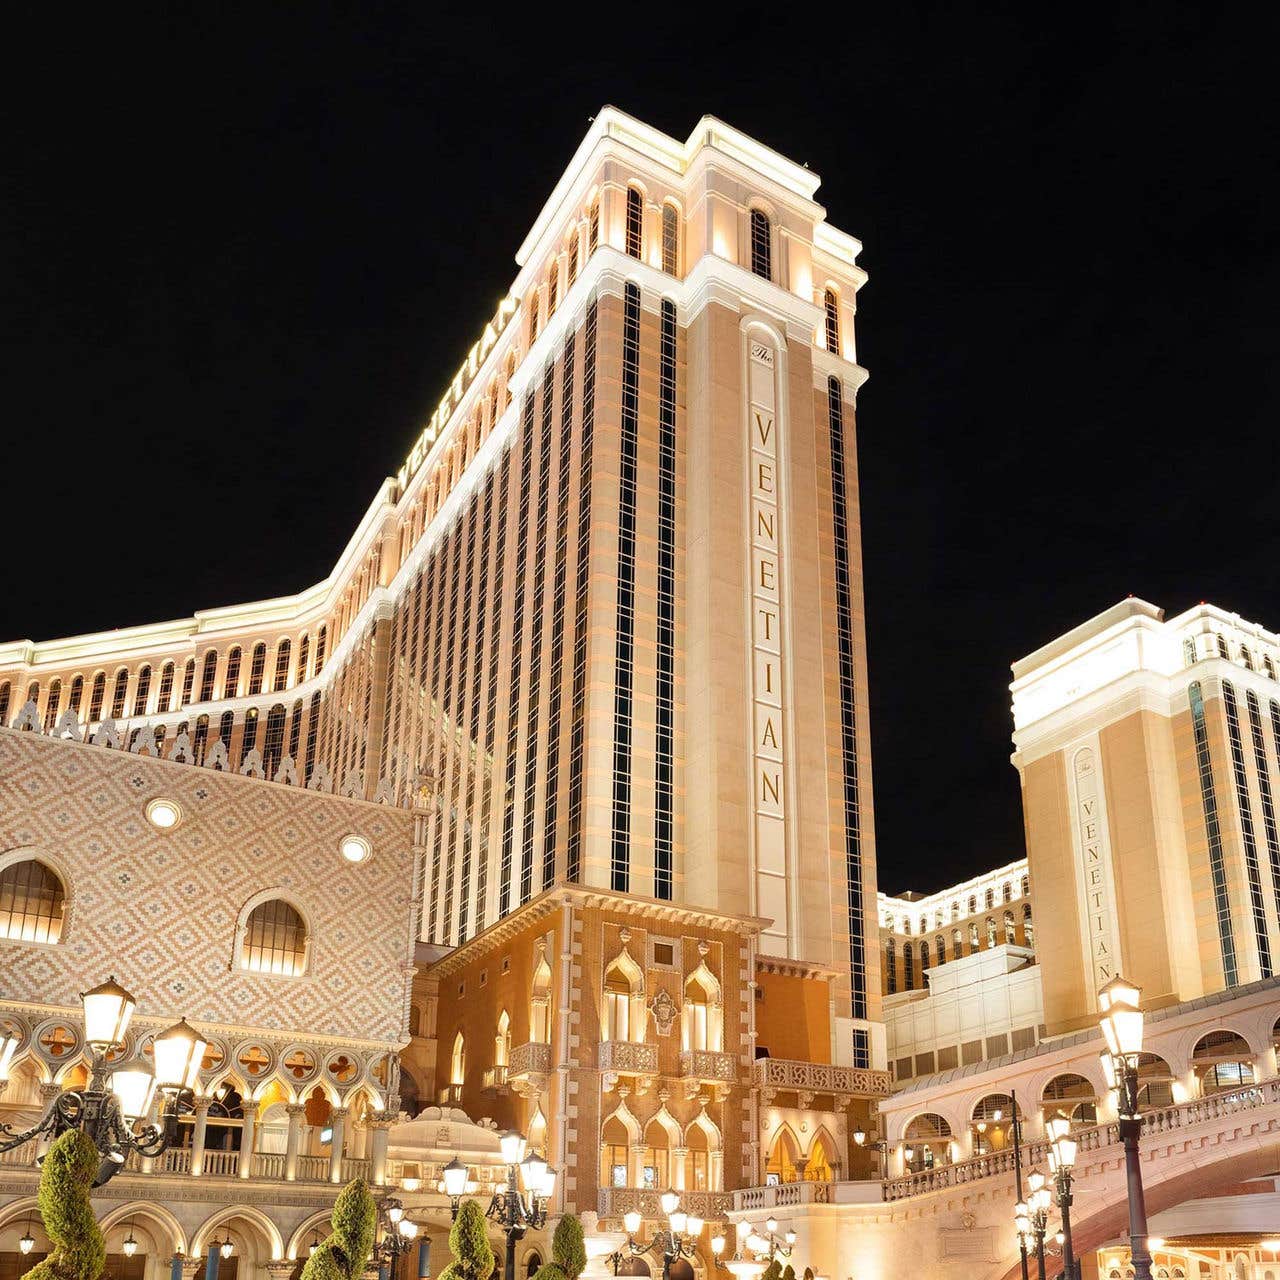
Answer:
437;1200;494;1280
300;1180;376;1280
531;1213;586;1280
23;1130;105;1280
781;1265;796;1280
761;1262;783;1280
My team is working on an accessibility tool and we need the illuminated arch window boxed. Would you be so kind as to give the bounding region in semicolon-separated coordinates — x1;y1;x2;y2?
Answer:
903;941;915;989
0;857;66;943
661;203;679;275
1002;881;1013;903
44;679;61;731
274;640;291;692
568;234;579;286
156;663;174;713
180;659;195;707
885;938;897;994
1042;1073;1098;1127
1004;910;1016;944
986;917;997;947
824;288;840;353
247;644;267;696
984;887;995;909
1021;874;1030;897
450;1032;465;1086
262;705;287;777
1267;654;1277;680
588;198;600;253
1242;647;1254;671
67;675;83;717
1193;1029;1255;1094
218;710;235;754
749;209;772;280
1217;634;1230;659
952;927;963;956
1022;902;1034;946
547;261;558;316
903;1113;952;1172
296;634;310;684
934;936;945;966
495;1011;511;1071
314;625;328;673
223;648;242;700
968;894;977;915
198;651;218;703
528;293;540;344
625;187;643;260
0;681;12;727
238;898;308;976
969;921;980;949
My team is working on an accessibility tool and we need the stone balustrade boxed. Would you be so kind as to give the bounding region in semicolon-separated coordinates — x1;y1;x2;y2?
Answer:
598;1040;659;1076
679;1049;737;1084
509;1041;553;1078
597;1186;734;1221
751;1057;892;1098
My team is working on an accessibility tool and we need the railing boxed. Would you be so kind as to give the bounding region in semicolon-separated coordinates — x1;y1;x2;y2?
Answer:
882;1079;1280;1201
509;1041;553;1078
679;1049;738;1084
0;1139;37;1167
201;1149;239;1177
252;1151;286;1179
157;1147;193;1175
752;1058;892;1098
598;1040;658;1075
736;1181;830;1210
598;1187;733;1221
297;1154;330;1181
342;1157;370;1181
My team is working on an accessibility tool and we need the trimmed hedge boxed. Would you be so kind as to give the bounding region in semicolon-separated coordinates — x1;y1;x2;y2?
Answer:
300;1180;377;1280
23;1130;105;1280
437;1200;494;1280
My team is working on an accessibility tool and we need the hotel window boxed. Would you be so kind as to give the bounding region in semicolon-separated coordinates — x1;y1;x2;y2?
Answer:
1189;681;1237;985
241;707;260;761
274;640;291;692
885;938;897;993
625;187;643;260
1193;1030;1254;1095
25;682;39;717
1242;647;1255;671
588;198;600;253
88;673;105;722
952;927;963;955
0;858;66;943
248;643;267;696
903;941;915;989
984;887;995;909
131;667;151;717
1183;637;1196;665
568;235;579;285
969;921;979;949
1217;634;1229;659
218;711;234;755
1021;874;1030;897
1003;910;1016;944
547;261;558;315
314;625;327;673
223;648;242;700
986;917;997;947
156;663;174;713
950;901;959;921
683;974;719;1052
198;651;217;703
1002;881;1013;903
968;894;977;915
750;209;772;280
262;705;287;778
42;680;61;732
935;937;945;966
450;1032;465;1087
918;916;926;935
239;898;307;976
654;299;677;899
1221;681;1272;976
111;668;129;718
193;714;210;765
1022;903;1034;946
824;288;840;353
1268;654;1278;679
528;292;540;344
287;698;303;762
180;659;194;707
604;967;633;1042
661;203;679;275
0;682;9;727
1246;691;1280;933
296;633;310;684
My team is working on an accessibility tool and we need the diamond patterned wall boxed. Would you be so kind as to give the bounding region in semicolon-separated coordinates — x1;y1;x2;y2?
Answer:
0;728;418;1044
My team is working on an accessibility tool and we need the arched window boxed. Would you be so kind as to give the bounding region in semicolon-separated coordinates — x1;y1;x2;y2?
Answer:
296;634;310;684
287;698;304;762
661;203;679;275
903;941;915;989
950;900;959;921
1002;882;1013;903
1021;874;1030;897
42;680;61;732
0;858;66;943
247;643;267;696
495;1011;511;1072
600;1114;631;1188
314;626;328;673
1267;654;1277;680
193;714;210;765
180;658;195;707
1217;634;1230;659
0;682;10;727
568;234;579;286
824;288;840;353
262;705;287;777
1042;1073;1098;1127
87;670;106;721
1193;1030;1255;1094
107;668;129;719
985;887;995;909
130;667;151;717
935;936;945;966
25;681;39;718
885;938;897;994
588;198;600;253
968;921;980;950
1183;637;1196;666
1242;647;1254;671
750;209;771;280
952;927;963;956
217;710;235;753
918;916;927;935
528;292;540;344
241;707;260;761
604;964;633;1042
971;1094;1018;1152
223;648;242;700
1022;902;1034;946
986;917;997;947
625;187;643;260
524;1256;542;1280
198;651;218;703
919;941;931;985
1004;910;1016;945
274;641;291;692
156;663;174;713
683;971;722;1052
1133;1052;1176;1109
530;948;553;1044
450;1032;465;1086
903;1113;953;1172
67;675;84;717
902;917;911;935
239;898;308;976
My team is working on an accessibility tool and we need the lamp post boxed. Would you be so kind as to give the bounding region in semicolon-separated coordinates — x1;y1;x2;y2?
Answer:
0;978;206;1186
852;1126;887;1179
753;1218;795;1261
374;1195;419;1280
485;1130;556;1280
1098;974;1153;1280
1018;1169;1052;1280
1045;1114;1078;1280
709;1220;766;1279
609;1192;703;1280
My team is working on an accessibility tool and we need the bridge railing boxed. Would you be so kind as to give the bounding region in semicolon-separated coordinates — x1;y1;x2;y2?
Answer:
882;1079;1280;1201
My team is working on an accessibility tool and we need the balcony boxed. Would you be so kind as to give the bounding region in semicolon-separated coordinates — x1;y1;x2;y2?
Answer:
679;1048;738;1087
509;1041;552;1078
598;1186;733;1222
752;1057;892;1103
598;1040;658;1077
733;1180;883;1211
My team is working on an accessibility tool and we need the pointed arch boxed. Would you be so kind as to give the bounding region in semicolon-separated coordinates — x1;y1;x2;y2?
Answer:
530;943;553;1044
682;961;723;1053
764;1121;800;1185
603;944;645;1043
495;1009;511;1070
804;1123;841;1181
191;1205;283;1260
286;1211;336;1261
98;1202;188;1256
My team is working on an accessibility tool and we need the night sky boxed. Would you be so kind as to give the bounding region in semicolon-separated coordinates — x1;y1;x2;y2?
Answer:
6;10;1279;894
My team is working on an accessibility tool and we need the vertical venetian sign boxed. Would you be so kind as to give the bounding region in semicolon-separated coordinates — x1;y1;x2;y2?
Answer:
1072;747;1122;991
748;336;787;948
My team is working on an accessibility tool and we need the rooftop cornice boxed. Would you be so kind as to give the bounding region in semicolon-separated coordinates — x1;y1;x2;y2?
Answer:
878;857;1029;913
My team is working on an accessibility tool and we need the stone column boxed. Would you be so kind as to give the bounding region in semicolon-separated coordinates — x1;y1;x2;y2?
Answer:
238;1105;257;1179
266;1262;294;1280
203;1242;220;1280
416;1238;432;1280
370;1118;391;1186
285;1103;306;1181
190;1097;212;1176
178;1256;203;1280
671;1148;688;1191
329;1107;349;1183
628;1143;645;1190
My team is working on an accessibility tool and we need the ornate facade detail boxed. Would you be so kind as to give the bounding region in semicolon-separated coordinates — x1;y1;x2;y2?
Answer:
597;1187;733;1221
598;1040;658;1077
751;1056;891;1098
508;1040;552;1079
648;988;678;1036
679;1048;737;1084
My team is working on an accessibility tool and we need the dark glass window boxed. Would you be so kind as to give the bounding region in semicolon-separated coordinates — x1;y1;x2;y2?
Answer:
625;188;643;260
750;209;772;280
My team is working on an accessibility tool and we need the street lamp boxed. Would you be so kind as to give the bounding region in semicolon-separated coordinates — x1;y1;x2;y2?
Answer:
218;1233;235;1260
754;1218;795;1261
609;1195;703;1280
0;979;206;1186
374;1195;418;1280
18;1221;35;1256
1045;1114;1078;1280
1019;1169;1053;1280
711;1222;766;1278
442;1156;470;1215
852;1126;888;1179
1098;974;1154;1280
486;1130;555;1280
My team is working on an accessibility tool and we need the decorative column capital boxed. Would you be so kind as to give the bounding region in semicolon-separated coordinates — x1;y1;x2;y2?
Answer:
286;1103;308;1117
39;1082;62;1102
265;1263;295;1280
330;1107;350;1121
192;1096;213;1115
